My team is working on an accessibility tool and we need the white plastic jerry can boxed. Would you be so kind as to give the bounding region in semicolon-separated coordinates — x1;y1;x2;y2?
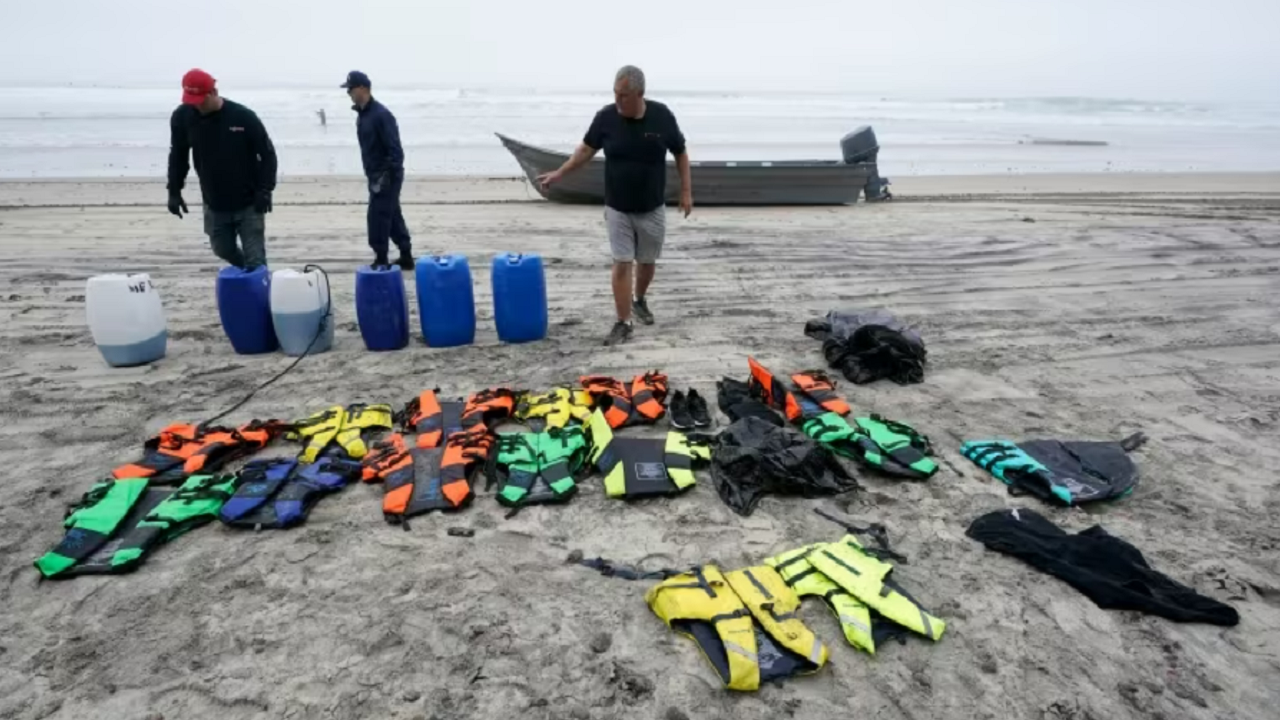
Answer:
85;273;168;367
270;267;334;357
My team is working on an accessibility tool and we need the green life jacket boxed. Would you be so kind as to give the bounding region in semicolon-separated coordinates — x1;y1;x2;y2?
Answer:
488;427;589;511
587;410;711;499
800;412;937;479
64;474;238;576
35;477;152;579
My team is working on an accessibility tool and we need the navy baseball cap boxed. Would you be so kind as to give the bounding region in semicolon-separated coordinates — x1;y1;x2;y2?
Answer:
341;71;371;89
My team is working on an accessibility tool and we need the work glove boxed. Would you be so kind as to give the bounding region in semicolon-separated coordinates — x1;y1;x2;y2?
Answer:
369;171;388;195
167;192;188;219
254;191;273;214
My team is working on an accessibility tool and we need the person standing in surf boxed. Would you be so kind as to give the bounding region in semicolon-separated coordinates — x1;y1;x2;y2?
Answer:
166;69;278;270
538;65;692;346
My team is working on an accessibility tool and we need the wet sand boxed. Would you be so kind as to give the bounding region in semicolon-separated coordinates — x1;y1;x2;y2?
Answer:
1;173;1278;720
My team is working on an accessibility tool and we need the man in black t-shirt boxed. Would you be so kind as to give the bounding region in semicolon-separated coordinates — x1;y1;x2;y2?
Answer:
538;66;692;346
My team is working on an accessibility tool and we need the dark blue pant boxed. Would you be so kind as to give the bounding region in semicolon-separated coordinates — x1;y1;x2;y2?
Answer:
367;174;411;263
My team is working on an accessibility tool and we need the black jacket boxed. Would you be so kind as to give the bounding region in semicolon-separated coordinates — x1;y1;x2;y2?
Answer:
167;99;277;212
355;98;405;179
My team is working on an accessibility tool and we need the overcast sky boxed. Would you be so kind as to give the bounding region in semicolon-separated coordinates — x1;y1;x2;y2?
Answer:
5;0;1277;101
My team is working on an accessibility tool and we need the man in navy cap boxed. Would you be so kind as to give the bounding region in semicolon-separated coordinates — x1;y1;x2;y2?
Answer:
342;71;413;270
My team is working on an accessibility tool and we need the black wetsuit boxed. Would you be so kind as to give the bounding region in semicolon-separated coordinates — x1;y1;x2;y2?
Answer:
967;508;1239;626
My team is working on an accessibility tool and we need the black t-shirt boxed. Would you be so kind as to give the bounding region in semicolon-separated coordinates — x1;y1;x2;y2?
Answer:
583;101;686;213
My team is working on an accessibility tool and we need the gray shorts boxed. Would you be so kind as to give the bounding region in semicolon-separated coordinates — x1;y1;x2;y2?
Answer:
606;206;666;263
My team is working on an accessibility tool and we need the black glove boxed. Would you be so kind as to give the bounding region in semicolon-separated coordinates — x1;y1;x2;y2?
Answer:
167;192;188;219
254;192;273;214
370;172;388;195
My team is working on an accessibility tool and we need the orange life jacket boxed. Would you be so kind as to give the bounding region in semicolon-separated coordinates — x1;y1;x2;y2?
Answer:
111;420;284;485
461;388;517;432
437;431;492;507
361;433;412;484
747;357;804;422
366;386;501;524
580;375;634;429
630;371;670;423
790;371;852;417
364;431;491;525
580;373;669;428
399;389;467;449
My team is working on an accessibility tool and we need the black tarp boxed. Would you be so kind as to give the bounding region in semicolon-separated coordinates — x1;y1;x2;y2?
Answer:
716;377;784;427
710;417;858;516
804;309;926;385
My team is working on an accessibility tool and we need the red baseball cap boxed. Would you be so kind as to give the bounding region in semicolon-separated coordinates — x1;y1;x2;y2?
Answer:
181;69;216;105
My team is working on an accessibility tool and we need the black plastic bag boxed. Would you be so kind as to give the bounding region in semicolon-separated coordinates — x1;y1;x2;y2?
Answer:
711;417;858;516
716;377;783;427
805;309;926;385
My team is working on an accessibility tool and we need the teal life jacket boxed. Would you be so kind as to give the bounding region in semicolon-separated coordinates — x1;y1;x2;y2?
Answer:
961;433;1145;505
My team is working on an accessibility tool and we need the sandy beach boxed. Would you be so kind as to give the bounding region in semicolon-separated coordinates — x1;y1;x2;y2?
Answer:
1;173;1278;720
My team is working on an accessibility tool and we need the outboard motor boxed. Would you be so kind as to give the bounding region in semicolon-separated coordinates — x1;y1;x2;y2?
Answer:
840;125;879;164
840;125;891;202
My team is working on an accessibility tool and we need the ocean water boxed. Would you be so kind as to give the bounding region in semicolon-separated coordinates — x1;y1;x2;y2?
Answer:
1;86;1278;179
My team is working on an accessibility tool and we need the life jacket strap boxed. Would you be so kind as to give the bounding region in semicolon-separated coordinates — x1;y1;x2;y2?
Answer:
573;555;687;581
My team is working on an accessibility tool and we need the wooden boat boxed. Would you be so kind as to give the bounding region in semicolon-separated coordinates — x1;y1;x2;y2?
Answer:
496;133;880;206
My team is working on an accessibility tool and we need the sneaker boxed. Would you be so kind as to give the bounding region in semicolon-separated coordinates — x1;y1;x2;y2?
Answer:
632;296;655;325
687;389;712;428
669;390;695;430
603;321;633;347
372;255;391;270
396;254;415;271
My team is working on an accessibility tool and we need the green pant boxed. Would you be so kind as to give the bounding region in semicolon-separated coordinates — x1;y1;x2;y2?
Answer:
203;204;267;269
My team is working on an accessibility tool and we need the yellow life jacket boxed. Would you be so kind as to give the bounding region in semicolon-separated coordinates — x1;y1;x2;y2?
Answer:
515;388;594;432
587;410;711;498
645;565;827;691
336;403;394;459
765;544;877;654
289;406;345;463
805;535;946;642
289;403;393;462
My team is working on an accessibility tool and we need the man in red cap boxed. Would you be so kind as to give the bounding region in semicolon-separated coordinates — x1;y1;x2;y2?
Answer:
167;69;278;269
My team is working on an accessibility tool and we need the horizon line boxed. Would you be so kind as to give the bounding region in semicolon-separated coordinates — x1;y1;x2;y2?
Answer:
0;83;1255;107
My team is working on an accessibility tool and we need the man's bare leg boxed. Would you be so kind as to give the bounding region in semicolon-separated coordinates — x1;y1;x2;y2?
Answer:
635;262;656;300
632;262;657;325
612;261;633;321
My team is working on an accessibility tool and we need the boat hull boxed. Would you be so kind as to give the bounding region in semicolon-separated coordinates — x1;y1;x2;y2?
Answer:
496;134;875;206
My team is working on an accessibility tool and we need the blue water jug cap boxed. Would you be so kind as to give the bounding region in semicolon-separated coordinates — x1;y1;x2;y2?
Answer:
506;253;523;264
